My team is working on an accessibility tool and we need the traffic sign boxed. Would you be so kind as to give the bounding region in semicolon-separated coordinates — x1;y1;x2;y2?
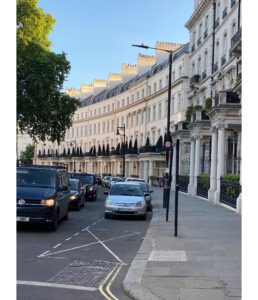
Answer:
164;141;172;148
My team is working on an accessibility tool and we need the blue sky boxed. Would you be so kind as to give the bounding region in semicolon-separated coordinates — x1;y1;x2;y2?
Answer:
38;0;193;90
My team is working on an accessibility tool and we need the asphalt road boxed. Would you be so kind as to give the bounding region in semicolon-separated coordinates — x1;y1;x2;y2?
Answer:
17;185;152;300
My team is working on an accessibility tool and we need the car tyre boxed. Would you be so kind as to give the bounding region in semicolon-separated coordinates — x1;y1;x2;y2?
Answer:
76;201;81;211
104;213;110;219
63;208;69;220
49;212;59;231
140;214;146;220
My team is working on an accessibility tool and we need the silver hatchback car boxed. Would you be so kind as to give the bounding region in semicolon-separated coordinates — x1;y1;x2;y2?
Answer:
104;182;147;219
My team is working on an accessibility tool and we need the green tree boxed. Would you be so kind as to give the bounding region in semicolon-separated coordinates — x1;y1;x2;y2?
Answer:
17;0;80;144
20;144;35;165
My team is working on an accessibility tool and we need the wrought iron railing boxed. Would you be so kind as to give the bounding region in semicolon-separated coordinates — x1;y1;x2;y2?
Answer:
220;178;240;208
178;175;189;192
197;177;210;198
231;29;241;49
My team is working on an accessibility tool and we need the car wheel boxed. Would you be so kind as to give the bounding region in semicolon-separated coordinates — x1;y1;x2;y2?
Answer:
63;208;69;220
140;214;146;220
81;200;85;208
104;213;110;219
147;204;153;212
76;201;81;211
49;213;59;231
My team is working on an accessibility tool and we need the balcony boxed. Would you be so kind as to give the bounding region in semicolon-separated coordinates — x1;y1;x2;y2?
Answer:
197;37;202;46
215;18;220;29
214;91;240;106
221;54;226;66
213;62;218;73
190;74;200;86
203;30;208;39
231;0;236;8
191;44;195;52
222;7;227;19
230;29;242;57
191;109;210;123
202;70;207;80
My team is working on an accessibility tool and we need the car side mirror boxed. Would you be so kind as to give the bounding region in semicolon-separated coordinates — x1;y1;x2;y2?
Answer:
144;192;149;196
104;191;109;195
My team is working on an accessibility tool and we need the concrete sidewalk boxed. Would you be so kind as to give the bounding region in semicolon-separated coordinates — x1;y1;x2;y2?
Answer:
123;187;241;300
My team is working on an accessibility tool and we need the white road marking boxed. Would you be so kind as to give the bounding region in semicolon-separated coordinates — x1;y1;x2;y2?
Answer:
17;280;97;291
92;222;97;225
74;233;79;236
53;243;61;249
86;228;124;264
65;237;71;241
37;232;140;258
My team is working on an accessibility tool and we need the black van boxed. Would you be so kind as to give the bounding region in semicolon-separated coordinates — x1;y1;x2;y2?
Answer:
17;165;70;231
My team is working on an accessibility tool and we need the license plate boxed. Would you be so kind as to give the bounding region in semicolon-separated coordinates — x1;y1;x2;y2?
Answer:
17;217;29;222
117;207;132;212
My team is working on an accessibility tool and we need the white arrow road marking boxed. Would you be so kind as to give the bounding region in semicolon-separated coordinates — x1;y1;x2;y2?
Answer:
17;280;97;292
38;232;140;258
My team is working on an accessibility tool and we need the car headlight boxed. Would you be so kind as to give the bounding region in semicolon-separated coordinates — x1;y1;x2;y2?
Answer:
41;199;55;206
136;201;146;207
70;193;79;200
105;200;113;206
88;186;94;192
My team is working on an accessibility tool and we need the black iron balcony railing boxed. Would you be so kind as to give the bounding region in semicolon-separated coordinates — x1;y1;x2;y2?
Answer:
203;30;208;39
221;54;226;66
197;37;202;46
215;18;220;29
222;7;227;19
191;44;195;52
231;29;241;49
190;74;200;86
231;0;236;8
202;70;207;80
213;61;218;73
214;91;240;106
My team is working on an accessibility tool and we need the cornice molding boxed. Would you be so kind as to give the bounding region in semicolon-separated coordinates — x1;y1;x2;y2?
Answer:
185;0;213;30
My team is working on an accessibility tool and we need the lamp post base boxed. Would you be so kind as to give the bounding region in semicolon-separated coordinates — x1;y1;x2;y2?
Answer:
163;187;170;208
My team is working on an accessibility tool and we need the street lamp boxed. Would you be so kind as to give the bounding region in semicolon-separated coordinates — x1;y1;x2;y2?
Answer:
70;139;77;173
132;43;173;221
116;124;126;178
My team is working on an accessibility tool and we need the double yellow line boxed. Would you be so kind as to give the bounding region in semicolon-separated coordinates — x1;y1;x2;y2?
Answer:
99;263;124;300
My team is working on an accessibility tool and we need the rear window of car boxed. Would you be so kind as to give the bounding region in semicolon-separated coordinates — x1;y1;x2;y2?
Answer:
73;174;94;184
69;180;79;190
112;177;123;182
110;184;143;196
17;168;56;188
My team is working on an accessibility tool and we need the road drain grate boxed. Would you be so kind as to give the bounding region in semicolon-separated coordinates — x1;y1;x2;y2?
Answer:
48;260;117;288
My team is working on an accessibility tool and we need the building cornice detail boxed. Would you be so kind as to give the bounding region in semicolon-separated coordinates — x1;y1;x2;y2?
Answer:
185;0;212;30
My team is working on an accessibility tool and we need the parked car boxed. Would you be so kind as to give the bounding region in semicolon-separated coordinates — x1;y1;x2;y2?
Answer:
109;176;124;188
16;165;70;231
73;173;97;201
104;182;147;219
102;175;112;187
129;181;153;211
95;174;102;185
125;177;146;183
69;179;85;210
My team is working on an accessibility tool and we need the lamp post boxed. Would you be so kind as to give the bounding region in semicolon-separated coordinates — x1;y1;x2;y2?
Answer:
132;43;173;221
116;124;126;178
70;139;77;173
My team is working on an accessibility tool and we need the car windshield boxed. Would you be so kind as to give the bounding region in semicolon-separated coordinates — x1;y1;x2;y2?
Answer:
69;180;79;190
139;183;148;192
110;184;143;196
112;177;123;182
73;174;94;184
17;169;56;188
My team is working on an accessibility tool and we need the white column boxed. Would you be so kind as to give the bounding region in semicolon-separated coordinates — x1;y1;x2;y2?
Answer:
148;161;154;185
193;137;201;195
171;145;177;190
114;161;117;176
208;129;218;202
127;161;131;178
143;161;148;182
187;139;195;195
214;126;226;203
139;161;143;178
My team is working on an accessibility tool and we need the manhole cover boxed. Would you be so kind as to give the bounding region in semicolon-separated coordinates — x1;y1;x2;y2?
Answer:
48;260;117;288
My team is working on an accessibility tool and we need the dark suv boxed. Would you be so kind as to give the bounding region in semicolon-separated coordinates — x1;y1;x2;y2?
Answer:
17;165;70;231
73;173;97;201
